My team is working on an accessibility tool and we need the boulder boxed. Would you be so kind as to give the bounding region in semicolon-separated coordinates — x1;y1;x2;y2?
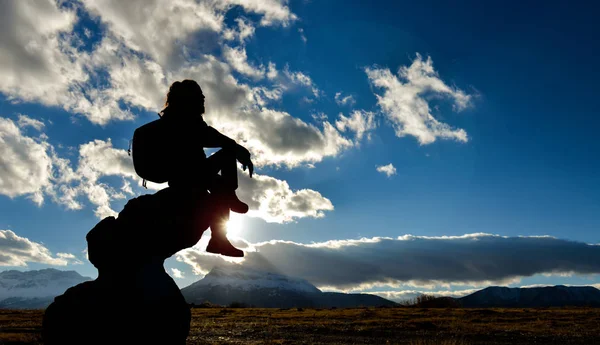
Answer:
43;187;212;344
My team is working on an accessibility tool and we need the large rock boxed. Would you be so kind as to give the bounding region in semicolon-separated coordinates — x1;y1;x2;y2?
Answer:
42;265;191;345
43;188;214;345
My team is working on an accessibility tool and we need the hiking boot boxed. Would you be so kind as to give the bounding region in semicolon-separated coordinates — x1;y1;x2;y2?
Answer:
206;237;244;257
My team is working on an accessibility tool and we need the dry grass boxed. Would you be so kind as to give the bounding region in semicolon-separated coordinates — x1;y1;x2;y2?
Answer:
0;309;43;344
409;340;468;345
2;307;600;344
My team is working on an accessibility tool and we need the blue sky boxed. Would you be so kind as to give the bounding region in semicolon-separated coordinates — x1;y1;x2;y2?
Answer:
0;0;599;301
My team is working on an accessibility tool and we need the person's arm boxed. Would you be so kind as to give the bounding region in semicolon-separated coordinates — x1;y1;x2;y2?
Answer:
201;125;254;178
202;126;237;149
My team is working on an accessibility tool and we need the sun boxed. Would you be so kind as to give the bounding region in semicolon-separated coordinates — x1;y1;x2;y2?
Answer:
225;213;244;237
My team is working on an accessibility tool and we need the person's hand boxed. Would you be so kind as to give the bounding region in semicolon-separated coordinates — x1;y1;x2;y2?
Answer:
236;144;254;178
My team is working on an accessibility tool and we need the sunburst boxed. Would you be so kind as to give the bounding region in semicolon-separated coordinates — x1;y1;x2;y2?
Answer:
225;213;244;237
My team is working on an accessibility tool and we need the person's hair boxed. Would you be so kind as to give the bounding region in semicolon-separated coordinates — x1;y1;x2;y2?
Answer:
159;79;204;118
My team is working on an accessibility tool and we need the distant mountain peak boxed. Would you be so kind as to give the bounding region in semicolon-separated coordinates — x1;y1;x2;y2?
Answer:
182;266;396;308
190;265;321;294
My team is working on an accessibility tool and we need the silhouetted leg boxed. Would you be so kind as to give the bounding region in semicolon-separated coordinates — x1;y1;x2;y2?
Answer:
205;147;248;214
206;201;244;257
205;147;237;189
201;148;247;257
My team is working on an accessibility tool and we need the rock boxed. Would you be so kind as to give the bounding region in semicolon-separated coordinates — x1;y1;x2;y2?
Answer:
42;265;191;345
43;188;211;344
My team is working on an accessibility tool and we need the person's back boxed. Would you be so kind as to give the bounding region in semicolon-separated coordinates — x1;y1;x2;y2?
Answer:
161;112;209;190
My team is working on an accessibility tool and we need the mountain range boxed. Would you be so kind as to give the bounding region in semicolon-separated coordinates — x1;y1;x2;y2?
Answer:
458;285;600;307
3;267;600;309
0;269;91;309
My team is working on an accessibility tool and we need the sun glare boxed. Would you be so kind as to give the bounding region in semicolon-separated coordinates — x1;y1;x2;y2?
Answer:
226;213;244;237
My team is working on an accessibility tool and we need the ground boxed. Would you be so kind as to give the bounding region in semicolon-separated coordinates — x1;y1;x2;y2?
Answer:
1;307;600;344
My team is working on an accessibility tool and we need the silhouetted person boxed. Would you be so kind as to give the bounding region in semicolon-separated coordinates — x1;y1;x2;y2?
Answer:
43;80;254;344
159;79;254;257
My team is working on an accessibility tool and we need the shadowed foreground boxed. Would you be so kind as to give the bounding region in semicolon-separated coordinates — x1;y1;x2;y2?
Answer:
2;307;600;344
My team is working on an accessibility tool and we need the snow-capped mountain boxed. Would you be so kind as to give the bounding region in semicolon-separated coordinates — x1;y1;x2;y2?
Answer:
0;269;91;308
181;266;396;308
459;285;600;307
194;266;321;294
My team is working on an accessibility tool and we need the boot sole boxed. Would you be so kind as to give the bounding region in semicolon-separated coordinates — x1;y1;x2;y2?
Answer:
206;244;244;257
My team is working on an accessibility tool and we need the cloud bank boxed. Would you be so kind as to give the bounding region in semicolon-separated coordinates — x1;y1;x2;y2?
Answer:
178;233;600;290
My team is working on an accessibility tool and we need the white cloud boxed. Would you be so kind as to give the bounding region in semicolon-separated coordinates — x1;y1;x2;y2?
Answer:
251;86;284;106
222;45;265;79
224;18;256;43
0;229;71;266
266;62;278;80
366;54;472;145
82;0;295;65
336;110;376;142
236;169;334;223
121;179;134;195
0;0;87;108
311;112;328;122
0;132;136;218
376;163;397;177
78;139;136;180
0;117;52;203
62;36;166;125
171;268;185;279
45;151;82;209
222;0;297;27
57;252;84;265
68;139;137;218
0;1;136;125
284;67;320;97
82;0;224;65
334;92;356;107
286;70;312;86
17;114;45;131
178;233;600;290
217;108;353;168
298;28;307;43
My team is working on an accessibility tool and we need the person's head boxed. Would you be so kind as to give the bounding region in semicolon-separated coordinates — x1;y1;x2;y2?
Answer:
160;79;205;118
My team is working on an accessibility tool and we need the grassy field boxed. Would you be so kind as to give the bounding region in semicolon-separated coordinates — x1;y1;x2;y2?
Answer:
2;307;600;344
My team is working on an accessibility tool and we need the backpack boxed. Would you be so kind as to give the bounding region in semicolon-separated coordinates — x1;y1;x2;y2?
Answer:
130;116;172;185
